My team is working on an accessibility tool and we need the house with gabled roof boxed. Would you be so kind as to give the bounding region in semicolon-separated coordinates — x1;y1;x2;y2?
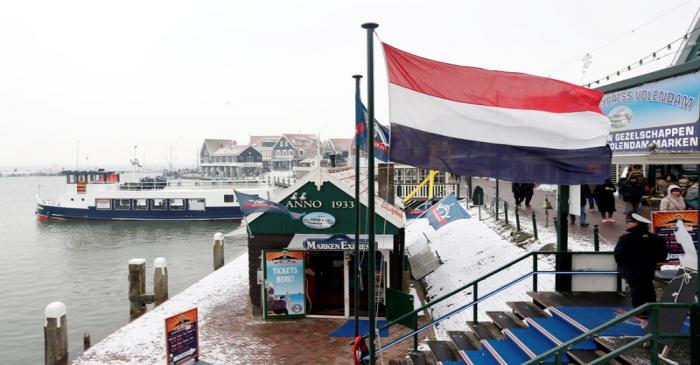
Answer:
200;138;263;178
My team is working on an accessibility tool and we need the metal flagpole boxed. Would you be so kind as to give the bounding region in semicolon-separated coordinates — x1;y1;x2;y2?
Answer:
352;74;363;338
361;21;378;365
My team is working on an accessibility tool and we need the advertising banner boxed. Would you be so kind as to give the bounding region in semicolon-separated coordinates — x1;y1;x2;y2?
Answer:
263;250;306;319
165;308;199;365
600;70;700;153
651;210;698;261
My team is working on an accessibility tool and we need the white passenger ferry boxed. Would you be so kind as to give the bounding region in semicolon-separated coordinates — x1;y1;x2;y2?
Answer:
36;170;271;221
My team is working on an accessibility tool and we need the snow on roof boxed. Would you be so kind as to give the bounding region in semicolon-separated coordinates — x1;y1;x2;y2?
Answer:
329;138;353;152
212;144;254;156
249;135;280;146
202;139;236;154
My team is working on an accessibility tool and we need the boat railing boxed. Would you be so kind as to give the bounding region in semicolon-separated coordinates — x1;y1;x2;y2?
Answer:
118;179;271;191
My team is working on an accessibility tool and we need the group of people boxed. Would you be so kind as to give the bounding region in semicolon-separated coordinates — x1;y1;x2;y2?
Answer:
511;183;535;208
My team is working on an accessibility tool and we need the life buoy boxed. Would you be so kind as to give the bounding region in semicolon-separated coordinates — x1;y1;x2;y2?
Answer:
352;336;369;365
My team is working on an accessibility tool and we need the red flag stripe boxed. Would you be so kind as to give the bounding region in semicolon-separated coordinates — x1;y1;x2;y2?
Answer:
383;43;604;114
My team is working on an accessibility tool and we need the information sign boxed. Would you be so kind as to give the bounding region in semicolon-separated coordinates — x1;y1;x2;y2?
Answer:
165;308;199;365
651;210;698;261
263;250;306;319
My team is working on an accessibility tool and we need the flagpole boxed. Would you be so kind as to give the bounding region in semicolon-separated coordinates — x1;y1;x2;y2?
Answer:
555;185;570;291
352;74;363;338
362;21;378;365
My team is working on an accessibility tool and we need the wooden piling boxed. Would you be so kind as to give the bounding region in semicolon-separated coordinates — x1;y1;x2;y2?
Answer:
83;333;91;350
44;302;67;365
213;232;224;271
154;257;168;305
128;258;146;318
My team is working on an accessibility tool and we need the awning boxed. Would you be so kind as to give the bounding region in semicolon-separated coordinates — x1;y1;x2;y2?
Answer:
287;234;395;252
612;152;700;165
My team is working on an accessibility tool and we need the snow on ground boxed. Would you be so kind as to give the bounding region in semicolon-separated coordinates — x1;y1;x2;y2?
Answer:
75;253;250;365
535;184;557;192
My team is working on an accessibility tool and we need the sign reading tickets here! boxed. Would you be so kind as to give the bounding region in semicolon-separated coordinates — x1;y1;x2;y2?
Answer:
651;211;698;261
263;250;305;319
165;308;199;365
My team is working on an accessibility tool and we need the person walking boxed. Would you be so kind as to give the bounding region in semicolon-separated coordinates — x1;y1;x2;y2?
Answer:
569;184;591;227
614;213;668;310
521;183;535;208
594;179;617;223
512;182;523;207
660;184;686;211
619;175;645;214
685;176;698;210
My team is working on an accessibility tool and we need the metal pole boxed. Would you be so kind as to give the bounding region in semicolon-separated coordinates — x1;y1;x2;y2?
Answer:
353;74;363;338
515;207;520;231
504;201;509;225
362;21;378;365
593;224;600;252
495;179;500;219
556;185;571;291
532;211;538;240
468;176;473;200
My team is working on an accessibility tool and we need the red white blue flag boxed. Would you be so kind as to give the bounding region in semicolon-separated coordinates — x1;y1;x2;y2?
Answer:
356;87;391;162
383;43;612;184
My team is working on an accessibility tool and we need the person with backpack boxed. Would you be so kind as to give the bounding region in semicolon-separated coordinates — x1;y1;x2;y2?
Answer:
619;175;645;214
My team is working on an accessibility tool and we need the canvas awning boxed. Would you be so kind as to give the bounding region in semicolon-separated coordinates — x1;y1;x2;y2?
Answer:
287;234;395;252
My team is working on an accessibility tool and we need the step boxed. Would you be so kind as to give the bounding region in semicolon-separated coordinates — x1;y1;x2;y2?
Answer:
459;349;499;365
448;331;481;351
467;321;505;340
410;350;437;365
528;291;629;308
595;337;651;365
486;311;526;330
548;306;645;337
506;301;548;320
436;362;466;365
504;327;568;363
481;339;531;364
525;317;597;350
567;350;623;365
427;341;462;362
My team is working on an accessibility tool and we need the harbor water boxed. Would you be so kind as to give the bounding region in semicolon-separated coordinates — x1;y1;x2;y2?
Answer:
0;175;247;364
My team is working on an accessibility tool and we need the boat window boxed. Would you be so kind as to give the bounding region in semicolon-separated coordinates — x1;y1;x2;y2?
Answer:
133;199;148;210
96;199;111;210
224;194;235;203
169;199;185;210
114;199;131;210
78;175;87;183
188;199;206;211
67;174;76;184
152;199;166;210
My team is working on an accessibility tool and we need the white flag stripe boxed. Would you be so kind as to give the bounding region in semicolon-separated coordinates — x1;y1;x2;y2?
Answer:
389;84;610;150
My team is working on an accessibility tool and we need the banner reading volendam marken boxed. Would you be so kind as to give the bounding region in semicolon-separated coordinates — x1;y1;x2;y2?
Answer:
601;70;700;153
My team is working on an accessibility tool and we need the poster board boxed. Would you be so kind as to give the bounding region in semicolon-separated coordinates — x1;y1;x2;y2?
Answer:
651;210;698;261
263;250;306;320
165;308;199;365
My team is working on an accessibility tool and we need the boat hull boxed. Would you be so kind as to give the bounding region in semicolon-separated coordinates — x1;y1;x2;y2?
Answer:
36;204;243;221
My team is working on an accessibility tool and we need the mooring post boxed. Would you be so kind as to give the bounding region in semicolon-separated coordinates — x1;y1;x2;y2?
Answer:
532;211;538;240
593;225;600;252
128;258;146;318
44;302;67;365
213;232;225;271
154;257;168;305
83;333;91;351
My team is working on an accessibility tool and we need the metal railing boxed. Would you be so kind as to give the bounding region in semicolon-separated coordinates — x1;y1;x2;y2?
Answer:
360;251;618;358
117;178;270;191
395;183;460;200
525;302;697;365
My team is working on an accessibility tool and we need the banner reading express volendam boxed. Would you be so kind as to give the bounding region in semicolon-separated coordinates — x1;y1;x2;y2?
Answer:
601;70;700;153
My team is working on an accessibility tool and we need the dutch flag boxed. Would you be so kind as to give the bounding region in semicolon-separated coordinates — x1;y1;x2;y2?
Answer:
383;43;612;184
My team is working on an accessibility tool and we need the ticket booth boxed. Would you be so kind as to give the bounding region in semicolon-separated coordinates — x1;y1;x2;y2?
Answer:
246;170;405;318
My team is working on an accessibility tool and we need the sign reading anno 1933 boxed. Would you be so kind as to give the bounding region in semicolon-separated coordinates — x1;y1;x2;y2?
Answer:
600;70;700;153
165;308;199;365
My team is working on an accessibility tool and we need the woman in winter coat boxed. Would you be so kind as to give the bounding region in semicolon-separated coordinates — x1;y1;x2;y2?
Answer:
595;179;617;223
660;184;686;211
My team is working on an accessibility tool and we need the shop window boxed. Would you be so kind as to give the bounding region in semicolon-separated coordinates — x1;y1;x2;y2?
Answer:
133;199;148;210
96;199;111;210
188;199;206;211
224;194;235;203
169;199;185;210
152;199;166;210
114;199;131;210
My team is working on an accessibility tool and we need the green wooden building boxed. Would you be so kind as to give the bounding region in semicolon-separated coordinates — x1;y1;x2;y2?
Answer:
246;168;406;317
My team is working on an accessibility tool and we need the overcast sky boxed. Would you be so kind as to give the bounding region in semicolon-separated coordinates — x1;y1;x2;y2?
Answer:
1;0;698;170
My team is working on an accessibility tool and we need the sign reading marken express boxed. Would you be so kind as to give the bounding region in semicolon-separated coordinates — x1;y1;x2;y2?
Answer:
601;70;700;153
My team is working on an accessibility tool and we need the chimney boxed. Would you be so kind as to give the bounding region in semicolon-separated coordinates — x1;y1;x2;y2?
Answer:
377;163;395;205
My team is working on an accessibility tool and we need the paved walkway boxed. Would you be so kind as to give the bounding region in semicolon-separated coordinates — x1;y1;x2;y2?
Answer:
468;178;656;248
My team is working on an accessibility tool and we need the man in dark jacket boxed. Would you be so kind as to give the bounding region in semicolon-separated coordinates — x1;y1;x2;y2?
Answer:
614;213;668;309
619;176;645;214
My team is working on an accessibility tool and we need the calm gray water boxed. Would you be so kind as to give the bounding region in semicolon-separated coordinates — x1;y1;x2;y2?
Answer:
0;176;247;364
